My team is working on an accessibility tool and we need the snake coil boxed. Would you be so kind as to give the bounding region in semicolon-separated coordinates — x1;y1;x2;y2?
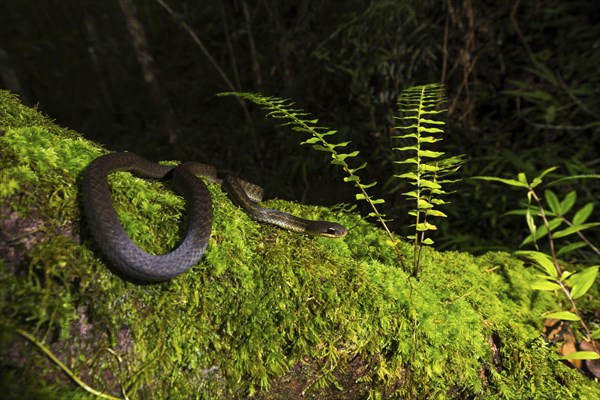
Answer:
83;152;347;282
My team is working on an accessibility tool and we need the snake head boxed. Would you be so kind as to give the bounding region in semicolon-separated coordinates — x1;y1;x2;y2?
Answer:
310;221;348;238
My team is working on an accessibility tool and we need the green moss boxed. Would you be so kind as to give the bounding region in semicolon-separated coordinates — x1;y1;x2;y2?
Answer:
1;90;598;399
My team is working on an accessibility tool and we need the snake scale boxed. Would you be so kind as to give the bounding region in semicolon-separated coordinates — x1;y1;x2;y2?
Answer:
83;152;347;282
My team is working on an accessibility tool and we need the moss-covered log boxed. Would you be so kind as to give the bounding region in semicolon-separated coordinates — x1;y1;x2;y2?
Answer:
1;90;598;399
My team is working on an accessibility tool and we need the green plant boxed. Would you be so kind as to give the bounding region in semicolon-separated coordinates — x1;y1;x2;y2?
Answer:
474;168;600;362
393;83;464;276
216;91;405;268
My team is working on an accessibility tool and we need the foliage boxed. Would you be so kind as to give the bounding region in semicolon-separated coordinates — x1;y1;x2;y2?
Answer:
474;168;600;362
393;83;464;276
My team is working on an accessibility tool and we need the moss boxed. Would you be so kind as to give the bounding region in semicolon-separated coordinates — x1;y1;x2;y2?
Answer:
1;89;598;399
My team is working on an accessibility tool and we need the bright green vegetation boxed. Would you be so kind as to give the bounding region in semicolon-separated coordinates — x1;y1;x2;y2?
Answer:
393;83;465;276
1;90;599;399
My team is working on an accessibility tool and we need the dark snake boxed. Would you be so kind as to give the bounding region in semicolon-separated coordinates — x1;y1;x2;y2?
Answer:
83;152;347;282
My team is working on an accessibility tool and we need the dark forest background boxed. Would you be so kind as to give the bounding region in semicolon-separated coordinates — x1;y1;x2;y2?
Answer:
1;0;599;258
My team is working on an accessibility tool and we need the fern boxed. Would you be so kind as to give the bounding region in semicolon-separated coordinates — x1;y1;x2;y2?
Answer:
216;92;402;261
394;83;464;276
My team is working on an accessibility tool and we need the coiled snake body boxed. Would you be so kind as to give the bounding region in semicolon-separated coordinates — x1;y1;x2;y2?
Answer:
83;152;347;282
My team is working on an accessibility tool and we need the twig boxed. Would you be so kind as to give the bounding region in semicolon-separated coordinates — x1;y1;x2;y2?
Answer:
17;329;122;400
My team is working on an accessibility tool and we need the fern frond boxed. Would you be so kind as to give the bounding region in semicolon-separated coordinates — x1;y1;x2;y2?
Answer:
393;83;464;276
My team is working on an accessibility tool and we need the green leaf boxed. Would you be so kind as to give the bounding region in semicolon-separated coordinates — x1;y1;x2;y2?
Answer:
420;150;445;158
422;238;434;245
521;217;562;246
417;199;433;209
560;191;577;214
567;265;599;299
301;137;320;144
396;172;419;180
419;180;442;189
425;209;447;217
394;145;418;152
471;176;529;188
396;157;420;165
418;126;444;134
544;190;561;215
311;144;333;152
559;351;600;361
547;174;600;186
358;181;378;189
556;241;587;257
525;208;537;243
515;251;558;278
416;222;437;231
531;166;558;188
531;280;562;291
553;223;600;239
348;162;368;174
573;203;594;225
543;311;580;321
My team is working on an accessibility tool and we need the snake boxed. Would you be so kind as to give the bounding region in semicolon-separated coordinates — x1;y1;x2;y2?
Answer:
82;152;347;282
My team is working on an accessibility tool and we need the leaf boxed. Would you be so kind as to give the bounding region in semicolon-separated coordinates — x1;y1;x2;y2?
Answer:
556;241;587;257
573;203;594;225
559;191;577;214
515;251;558;278
301;137;320;144
544;190;561;215
418;136;440;143
425;209;447;217
416;222;437;231
395;157;419;165
531;166;558;188
396;172;418;180
358;181;378;189
419;180;442;189
394;145;419;152
521;217;562;246
417;199;433;209
348;162;368;174
311;144;333;152
420;150;445;158
471;176;529;188
531;280;562;291
422;238;434;245
543;311;580;321
559;351;600;361
567;265;599;299
552;223;600;239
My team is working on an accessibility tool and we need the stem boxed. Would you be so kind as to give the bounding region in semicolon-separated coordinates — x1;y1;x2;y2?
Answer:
529;188;597;346
529;188;562;275
562;217;600;257
17;329;122;400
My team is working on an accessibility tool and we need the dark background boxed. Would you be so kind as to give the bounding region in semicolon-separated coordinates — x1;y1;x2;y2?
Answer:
1;0;599;258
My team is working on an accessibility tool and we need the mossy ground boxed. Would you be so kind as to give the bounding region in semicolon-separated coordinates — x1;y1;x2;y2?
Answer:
0;90;598;399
